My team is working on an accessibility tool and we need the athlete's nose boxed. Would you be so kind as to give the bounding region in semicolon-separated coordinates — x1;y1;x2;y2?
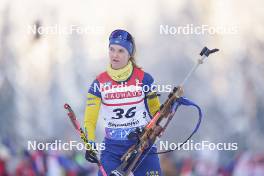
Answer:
113;51;118;58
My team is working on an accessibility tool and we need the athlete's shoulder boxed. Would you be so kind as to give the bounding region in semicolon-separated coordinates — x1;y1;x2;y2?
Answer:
142;71;154;85
132;66;145;80
133;66;154;85
96;71;109;83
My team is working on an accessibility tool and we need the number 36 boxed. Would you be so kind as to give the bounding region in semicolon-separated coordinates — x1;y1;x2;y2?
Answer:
111;107;136;119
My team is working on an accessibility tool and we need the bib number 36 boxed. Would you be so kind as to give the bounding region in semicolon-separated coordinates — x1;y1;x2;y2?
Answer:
112;107;136;119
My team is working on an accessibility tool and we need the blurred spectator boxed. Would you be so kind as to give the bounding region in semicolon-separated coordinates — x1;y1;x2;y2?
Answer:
160;154;178;176
0;144;10;176
0;159;8;176
15;150;35;176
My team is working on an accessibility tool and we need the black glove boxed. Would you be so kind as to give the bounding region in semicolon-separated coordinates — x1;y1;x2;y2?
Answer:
85;150;99;163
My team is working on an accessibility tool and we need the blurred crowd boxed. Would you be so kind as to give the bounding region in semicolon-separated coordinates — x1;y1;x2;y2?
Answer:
0;140;97;176
0;139;264;176
160;152;264;176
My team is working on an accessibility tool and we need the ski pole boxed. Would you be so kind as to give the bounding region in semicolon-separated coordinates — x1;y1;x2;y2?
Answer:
64;104;107;176
180;46;219;86
147;47;219;130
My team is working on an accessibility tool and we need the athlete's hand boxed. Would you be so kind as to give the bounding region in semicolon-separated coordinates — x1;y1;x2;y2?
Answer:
85;150;98;163
85;141;99;163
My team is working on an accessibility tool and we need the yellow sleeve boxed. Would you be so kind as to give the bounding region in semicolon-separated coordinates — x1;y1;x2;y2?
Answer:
83;93;101;141
147;92;161;116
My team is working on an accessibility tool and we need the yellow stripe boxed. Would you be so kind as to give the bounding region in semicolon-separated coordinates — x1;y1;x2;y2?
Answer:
147;92;160;116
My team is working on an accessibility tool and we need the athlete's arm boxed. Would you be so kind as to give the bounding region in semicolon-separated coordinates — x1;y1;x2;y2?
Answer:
83;79;101;141
147;92;160;116
143;72;161;117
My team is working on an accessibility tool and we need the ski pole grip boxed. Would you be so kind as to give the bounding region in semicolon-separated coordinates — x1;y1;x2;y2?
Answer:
64;103;80;130
64;103;70;110
200;46;219;57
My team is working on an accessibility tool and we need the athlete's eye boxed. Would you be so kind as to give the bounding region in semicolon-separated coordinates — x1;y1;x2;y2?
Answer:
118;49;124;53
109;47;115;52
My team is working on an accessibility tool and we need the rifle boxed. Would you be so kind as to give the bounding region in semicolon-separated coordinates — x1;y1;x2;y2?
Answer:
110;47;219;176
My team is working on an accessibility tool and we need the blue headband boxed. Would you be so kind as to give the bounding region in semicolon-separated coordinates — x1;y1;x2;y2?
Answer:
109;29;134;55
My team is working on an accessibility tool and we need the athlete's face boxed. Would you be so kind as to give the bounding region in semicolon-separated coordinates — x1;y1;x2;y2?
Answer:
109;44;130;70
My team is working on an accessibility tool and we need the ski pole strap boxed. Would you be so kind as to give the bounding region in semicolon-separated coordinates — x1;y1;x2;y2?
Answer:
155;97;202;154
174;96;202;134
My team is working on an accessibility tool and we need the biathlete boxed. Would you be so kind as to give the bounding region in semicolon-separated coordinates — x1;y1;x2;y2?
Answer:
84;29;162;176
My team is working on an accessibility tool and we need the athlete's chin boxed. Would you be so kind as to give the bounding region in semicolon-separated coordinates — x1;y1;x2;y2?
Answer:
111;63;123;70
